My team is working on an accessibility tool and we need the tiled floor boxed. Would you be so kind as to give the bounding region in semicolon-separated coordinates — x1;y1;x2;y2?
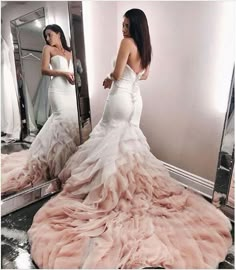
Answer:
1;196;235;269
1;197;50;269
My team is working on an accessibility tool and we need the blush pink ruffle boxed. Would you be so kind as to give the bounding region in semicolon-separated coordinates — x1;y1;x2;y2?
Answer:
28;122;232;269
1;115;80;194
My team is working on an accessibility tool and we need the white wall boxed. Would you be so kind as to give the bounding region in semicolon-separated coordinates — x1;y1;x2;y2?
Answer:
84;1;235;181
83;1;118;125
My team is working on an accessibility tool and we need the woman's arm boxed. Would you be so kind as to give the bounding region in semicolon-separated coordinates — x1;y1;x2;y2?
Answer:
139;65;150;80
111;38;132;80
103;38;131;89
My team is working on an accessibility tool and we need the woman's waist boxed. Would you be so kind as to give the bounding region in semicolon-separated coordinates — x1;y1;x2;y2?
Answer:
110;84;141;96
49;77;75;91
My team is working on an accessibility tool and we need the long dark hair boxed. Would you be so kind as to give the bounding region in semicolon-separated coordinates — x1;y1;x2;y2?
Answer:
124;9;152;68
43;24;71;52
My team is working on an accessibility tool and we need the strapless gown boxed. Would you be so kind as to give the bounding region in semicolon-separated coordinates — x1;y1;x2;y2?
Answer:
1;55;80;194
28;64;232;269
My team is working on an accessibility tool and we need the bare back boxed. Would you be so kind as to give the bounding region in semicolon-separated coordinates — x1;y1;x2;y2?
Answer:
126;38;143;74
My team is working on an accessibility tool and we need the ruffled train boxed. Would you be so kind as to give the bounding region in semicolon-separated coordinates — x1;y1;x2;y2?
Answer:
1;114;80;194
28;121;232;269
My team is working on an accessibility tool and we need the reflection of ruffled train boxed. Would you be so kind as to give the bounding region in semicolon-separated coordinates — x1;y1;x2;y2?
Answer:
28;65;232;269
1;55;80;194
1;115;80;194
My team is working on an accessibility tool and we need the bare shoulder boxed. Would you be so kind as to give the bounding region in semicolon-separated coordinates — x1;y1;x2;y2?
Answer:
42;45;52;53
121;38;135;46
120;38;135;48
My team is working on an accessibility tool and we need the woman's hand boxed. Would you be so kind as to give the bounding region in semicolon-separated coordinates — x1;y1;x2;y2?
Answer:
64;72;75;85
103;77;113;89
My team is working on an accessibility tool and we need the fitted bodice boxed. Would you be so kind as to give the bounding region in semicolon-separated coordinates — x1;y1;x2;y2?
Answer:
50;55;73;71
49;55;75;91
102;64;145;127
110;64;145;97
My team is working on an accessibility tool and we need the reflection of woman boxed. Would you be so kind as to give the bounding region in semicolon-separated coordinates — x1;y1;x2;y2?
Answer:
28;10;231;268
1;25;80;194
42;24;77;115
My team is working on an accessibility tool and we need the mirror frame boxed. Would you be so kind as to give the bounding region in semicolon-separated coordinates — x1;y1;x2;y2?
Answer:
10;7;46;142
212;65;235;221
1;2;91;216
68;1;92;144
67;2;83;144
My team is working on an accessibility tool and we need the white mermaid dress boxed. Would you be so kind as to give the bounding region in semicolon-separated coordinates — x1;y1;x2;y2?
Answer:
28;64;232;269
1;55;80;194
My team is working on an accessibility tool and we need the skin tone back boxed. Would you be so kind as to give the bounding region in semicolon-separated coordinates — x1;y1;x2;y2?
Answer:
41;29;75;85
103;16;150;89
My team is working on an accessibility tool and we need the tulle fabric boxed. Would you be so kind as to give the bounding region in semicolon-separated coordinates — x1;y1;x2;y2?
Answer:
28;63;232;268
1;55;79;194
28;121;232;269
1;115;80;194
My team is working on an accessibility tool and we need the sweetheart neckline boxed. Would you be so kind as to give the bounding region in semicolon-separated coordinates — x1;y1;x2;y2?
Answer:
51;55;72;68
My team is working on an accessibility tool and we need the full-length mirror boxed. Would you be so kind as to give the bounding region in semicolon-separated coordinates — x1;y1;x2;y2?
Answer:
10;8;45;141
68;1;92;142
1;1;88;215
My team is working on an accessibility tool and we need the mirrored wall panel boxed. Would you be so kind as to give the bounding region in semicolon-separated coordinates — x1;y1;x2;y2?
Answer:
213;65;235;220
1;1;85;215
11;7;46;142
68;1;92;143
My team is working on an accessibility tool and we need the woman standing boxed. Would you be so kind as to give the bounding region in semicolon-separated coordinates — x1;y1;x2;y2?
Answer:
28;10;232;269
1;24;80;194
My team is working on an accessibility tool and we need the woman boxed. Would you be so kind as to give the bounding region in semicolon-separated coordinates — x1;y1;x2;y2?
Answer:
1;25;80;194
28;10;232;269
42;24;76;114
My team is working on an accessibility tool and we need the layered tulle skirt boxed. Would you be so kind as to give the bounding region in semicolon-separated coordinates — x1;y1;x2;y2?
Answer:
1;114;80;194
28;121;232;269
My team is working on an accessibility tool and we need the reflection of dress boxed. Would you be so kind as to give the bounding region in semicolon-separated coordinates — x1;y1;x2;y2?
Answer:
1;55;80;194
1;37;21;140
28;64;232;269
